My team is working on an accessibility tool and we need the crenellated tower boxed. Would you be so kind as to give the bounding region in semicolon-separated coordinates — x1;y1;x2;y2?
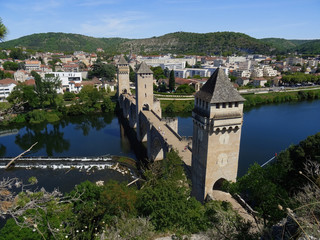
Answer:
117;55;131;97
191;68;245;201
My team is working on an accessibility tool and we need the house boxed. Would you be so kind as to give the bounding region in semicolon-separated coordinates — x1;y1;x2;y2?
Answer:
263;65;278;77
253;78;268;87
25;60;41;72
236;77;250;86
14;70;30;82
49;72;82;93
0;78;17;101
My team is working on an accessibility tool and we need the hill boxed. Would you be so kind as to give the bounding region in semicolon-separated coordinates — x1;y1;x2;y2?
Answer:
296;39;320;54
0;31;319;55
0;32;130;53
0;31;273;55
118;31;273;55
260;38;319;54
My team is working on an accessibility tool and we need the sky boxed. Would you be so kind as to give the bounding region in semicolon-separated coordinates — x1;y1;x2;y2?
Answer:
1;0;319;41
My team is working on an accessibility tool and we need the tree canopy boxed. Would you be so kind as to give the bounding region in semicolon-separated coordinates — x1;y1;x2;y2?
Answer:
0;17;7;41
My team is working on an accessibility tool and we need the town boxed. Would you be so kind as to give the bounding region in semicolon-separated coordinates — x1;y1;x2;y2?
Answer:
1;47;320;101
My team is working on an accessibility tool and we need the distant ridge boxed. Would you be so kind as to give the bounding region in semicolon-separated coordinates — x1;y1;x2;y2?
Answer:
0;31;319;55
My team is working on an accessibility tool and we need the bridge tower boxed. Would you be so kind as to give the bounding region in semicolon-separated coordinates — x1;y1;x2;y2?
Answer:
117;55;131;97
191;68;245;201
136;61;154;141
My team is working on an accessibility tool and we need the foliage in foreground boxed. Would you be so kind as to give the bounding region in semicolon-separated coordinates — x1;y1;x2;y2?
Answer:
228;132;320;238
0;150;258;239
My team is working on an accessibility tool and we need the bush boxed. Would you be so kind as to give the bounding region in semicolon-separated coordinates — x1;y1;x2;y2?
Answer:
27;110;46;124
63;91;76;101
45;112;60;122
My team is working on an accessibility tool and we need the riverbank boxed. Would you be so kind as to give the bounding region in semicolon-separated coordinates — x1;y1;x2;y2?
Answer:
159;88;320;113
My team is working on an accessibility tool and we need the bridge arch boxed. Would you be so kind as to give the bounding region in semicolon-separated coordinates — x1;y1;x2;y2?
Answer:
212;178;228;191
150;136;164;161
143;103;150;111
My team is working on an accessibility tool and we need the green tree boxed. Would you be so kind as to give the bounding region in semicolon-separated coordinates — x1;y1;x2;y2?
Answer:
41;74;62;107
9;48;28;60
129;65;136;82
194;61;202;68
230;163;288;226
88;62;116;81
3;61;19;71
78;85;103;109
150;66;165;80
137;150;207;233
176;84;195;94
185;61;192;68
169;70;175;92
7;84;40;110
0;17;7;41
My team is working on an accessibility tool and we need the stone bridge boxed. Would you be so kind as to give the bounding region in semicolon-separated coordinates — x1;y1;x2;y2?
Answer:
117;57;245;202
119;92;192;166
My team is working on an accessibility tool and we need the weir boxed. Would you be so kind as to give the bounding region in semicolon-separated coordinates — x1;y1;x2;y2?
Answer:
0;156;114;169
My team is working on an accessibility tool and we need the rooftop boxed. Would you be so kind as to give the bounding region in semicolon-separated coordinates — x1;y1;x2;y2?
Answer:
195;68;245;104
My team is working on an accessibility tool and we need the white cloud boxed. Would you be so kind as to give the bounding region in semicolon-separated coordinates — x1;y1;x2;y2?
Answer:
79;12;149;38
76;0;118;7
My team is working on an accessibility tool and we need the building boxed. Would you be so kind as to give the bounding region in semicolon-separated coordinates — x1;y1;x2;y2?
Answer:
0;78;17;101
49;72;82;93
251;68;264;78
263;65;278;77
191;68;245;201
25;60;41;72
14;70;29;82
253;78;268;87
117;56;131;95
236;77;250;86
286;57;303;66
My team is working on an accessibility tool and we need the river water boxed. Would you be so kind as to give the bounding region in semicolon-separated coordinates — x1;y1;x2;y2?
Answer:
1;100;320;188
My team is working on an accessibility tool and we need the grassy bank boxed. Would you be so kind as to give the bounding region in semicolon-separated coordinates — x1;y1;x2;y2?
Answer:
159;88;320;113
243;89;320;108
160;99;194;113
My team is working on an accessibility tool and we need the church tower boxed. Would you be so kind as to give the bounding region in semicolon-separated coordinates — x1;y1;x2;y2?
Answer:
191;68;245;201
117;55;131;97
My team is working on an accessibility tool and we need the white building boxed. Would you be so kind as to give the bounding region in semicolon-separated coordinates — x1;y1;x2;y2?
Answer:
25;60;41;72
14;70;30;82
227;56;247;64
0;78;17;101
286;57;303;66
231;69;251;78
137;55;196;68
263;66;278;77
49;72;82;93
251;68;264;78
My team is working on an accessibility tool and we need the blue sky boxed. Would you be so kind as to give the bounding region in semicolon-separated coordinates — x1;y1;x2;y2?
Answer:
1;0;319;41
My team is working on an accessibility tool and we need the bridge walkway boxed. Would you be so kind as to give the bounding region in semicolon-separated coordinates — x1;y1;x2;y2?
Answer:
142;110;192;166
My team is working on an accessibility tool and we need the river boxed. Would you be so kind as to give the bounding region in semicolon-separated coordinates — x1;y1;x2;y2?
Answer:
1;100;320;188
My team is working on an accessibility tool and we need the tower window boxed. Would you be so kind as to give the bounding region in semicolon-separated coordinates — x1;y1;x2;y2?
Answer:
145;84;146;88
145;93;147;97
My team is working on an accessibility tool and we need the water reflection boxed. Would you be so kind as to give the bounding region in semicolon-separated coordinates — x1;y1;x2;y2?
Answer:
15;123;70;156
0;144;6;157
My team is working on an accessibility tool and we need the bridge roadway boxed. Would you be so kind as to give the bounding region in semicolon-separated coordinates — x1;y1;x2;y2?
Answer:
142;110;192;166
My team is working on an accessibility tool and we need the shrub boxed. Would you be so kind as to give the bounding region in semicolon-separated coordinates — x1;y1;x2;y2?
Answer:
63;91;76;101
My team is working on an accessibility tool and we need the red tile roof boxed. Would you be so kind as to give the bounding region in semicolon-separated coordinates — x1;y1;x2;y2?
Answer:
0;78;17;85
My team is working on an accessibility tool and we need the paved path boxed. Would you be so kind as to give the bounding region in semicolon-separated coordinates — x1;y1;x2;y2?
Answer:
210;190;260;230
142;110;192;166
